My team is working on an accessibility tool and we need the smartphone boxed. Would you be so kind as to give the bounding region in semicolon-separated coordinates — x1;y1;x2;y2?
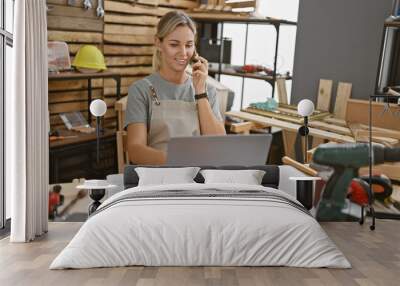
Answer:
190;50;199;66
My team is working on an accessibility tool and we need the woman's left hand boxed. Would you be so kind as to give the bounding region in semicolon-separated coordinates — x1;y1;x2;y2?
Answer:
192;55;208;95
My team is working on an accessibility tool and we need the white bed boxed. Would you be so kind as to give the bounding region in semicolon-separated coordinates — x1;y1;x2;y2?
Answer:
50;183;351;269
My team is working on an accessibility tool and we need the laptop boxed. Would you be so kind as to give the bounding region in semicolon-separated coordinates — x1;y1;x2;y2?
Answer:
166;134;272;166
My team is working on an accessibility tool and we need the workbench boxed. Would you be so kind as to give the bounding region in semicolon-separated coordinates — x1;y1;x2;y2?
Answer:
226;110;355;143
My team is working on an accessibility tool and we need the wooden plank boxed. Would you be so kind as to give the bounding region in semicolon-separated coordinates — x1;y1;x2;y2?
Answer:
104;86;129;96
67;44;102;55
317;79;333;112
308;121;352;136
230;122;253;134
104;1;168;16
281;156;319;177
106;66;153;76
49;79;103;91
103;45;154;55
104;24;156;35
225;0;256;9
49;101;91;114
48;90;103;104
104;13;158;26
226;111;355;143
346;99;400;131
47;0;93;7
356;127;400;140
104;34;154;45
313;79;333;148
245;106;330;124
47;3;98;18
333;82;352;119
357;135;399;147
274;79;296;158
323;117;347;126
47;15;103;32
158;0;198;9
348;123;399;146
48;31;103;43
105;56;153;66
276;78;288;104
117;0;159;6
282;131;297;159
104;76;141;87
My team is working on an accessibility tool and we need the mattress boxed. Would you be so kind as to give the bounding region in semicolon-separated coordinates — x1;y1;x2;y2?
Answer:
50;183;351;269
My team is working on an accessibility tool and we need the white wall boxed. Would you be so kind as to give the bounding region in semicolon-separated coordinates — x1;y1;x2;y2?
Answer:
220;0;299;110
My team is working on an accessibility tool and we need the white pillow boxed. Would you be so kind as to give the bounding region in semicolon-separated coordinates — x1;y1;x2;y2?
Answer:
135;167;200;186
200;169;266;185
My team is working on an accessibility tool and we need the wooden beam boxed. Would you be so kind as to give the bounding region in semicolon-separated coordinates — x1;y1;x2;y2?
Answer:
323;117;347;126
47;15;103;32
49;79;103;91
104;86;129;96
225;0;257;9
67;44;103;55
48;90;103;104
276;78;288;104
103;45;154;56
104;13;158;26
226;111;355;143
317;79;333;112
346;99;400;131
47;3;98;18
158;0;198;9
230;122;253;134
105;56;153;66
104;24;156;35
104;34;154;45
104;77;141;88
104;1;167;16
282;156;319;177
333;82;352;119
106;66;153;76
48;31;103;43
308;121;352;136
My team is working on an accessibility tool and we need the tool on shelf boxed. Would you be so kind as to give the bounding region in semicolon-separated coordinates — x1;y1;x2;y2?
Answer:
83;0;92;9
97;0;104;18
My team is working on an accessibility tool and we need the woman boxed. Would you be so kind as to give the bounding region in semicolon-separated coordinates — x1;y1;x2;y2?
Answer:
125;11;226;165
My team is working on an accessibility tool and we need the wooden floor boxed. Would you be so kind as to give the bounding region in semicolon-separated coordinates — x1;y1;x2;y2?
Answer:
0;220;399;286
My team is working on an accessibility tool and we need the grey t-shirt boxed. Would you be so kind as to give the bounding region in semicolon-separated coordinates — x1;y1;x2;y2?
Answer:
124;72;222;129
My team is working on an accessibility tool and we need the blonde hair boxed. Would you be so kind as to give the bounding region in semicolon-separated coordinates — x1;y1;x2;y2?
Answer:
153;11;197;72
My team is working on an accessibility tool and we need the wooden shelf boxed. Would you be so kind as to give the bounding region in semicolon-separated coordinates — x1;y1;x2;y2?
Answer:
208;65;291;82
48;71;121;81
188;12;297;26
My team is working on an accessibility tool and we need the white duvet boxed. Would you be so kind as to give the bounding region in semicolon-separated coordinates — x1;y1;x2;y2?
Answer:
50;183;351;269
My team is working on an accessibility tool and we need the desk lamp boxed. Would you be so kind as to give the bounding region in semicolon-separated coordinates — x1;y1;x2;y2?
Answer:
90;99;107;163
297;99;315;163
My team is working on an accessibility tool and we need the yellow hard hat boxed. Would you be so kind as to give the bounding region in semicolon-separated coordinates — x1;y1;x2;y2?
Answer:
72;45;107;71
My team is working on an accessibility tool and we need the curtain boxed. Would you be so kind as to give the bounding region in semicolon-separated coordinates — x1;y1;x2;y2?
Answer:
7;0;48;242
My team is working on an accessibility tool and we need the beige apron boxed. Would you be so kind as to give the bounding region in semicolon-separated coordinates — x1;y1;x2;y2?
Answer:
144;78;200;151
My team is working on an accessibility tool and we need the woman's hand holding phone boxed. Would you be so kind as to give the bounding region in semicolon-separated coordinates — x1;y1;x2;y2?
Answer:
191;51;208;95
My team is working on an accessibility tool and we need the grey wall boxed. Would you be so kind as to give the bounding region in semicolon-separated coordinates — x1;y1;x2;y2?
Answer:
291;0;393;107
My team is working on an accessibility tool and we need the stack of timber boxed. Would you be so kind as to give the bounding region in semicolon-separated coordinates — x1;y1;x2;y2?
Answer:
192;0;258;13
47;0;197;130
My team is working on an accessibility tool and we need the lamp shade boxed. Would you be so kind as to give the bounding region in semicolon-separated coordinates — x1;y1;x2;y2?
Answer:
90;99;107;117
297;99;315;117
